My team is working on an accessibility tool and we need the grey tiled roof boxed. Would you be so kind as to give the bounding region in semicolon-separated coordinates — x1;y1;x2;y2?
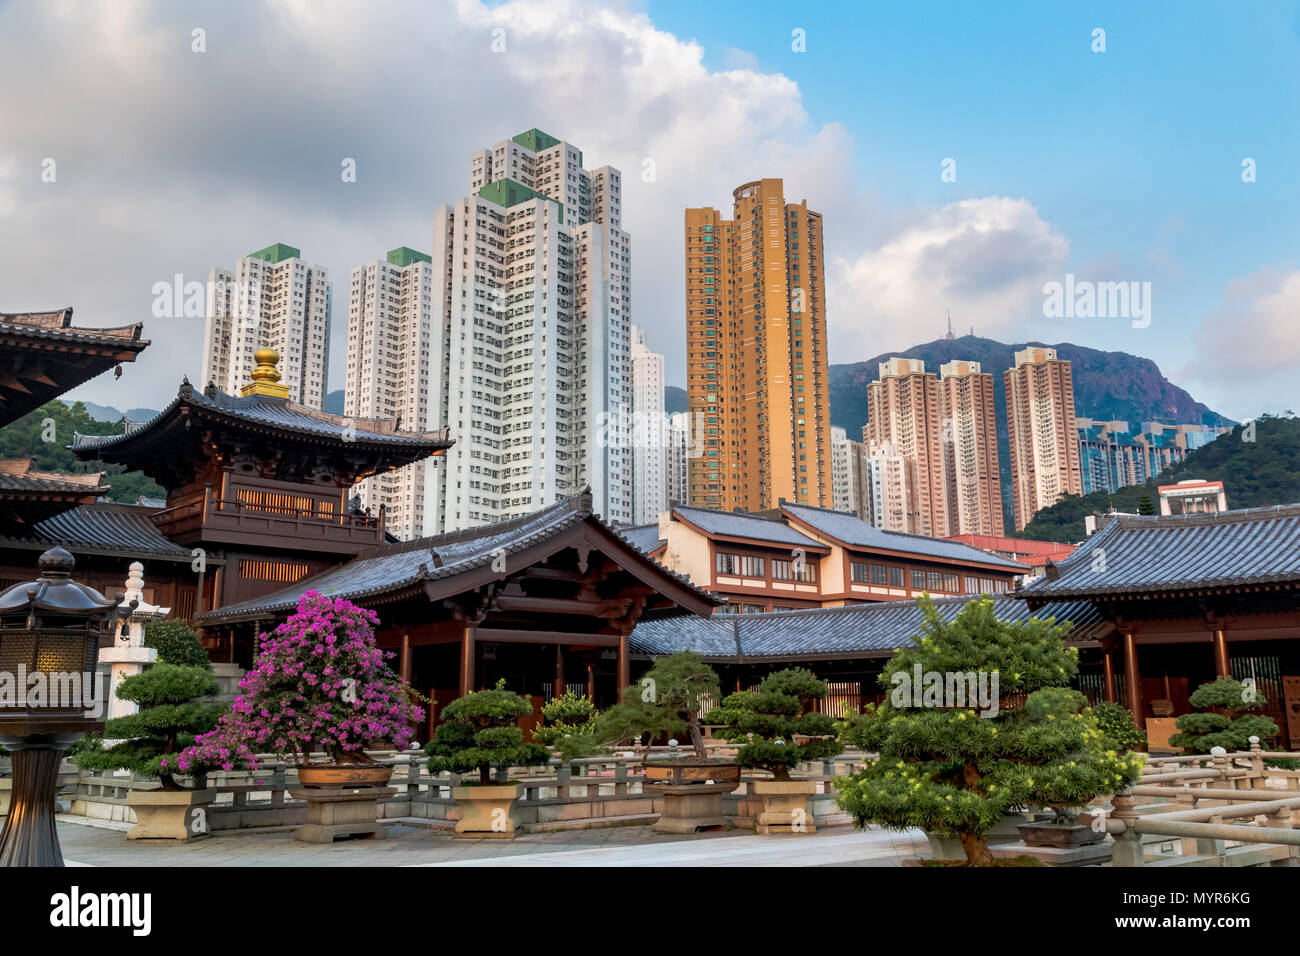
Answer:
781;502;1026;571
671;505;825;549
1018;504;1300;600
198;492;715;624
1;503;191;559
74;381;449;454
630;594;1106;661
0;472;107;496
0;308;146;348
615;523;665;555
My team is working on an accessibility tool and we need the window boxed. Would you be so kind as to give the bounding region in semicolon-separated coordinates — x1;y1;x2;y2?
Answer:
740;555;765;577
910;569;926;590
870;564;888;585
773;559;816;583
715;552;739;575
851;560;870;583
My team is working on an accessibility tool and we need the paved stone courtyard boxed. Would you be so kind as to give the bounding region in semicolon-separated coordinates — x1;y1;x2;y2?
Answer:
56;816;927;867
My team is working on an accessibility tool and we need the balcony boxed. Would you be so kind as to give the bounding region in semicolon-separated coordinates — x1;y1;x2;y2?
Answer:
152;491;387;556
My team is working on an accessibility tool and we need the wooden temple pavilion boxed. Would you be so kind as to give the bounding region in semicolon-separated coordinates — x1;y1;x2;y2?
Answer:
67;349;453;657
196;491;719;728
1017;506;1300;747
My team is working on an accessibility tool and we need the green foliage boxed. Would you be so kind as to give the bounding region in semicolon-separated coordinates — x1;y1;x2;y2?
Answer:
73;663;223;788
704;668;839;779
143;619;211;669
1169;678;1278;752
834;596;1144;864
591;652;720;762
425;680;550;785
0;400;164;503
1090;702;1147;752
1137;494;1156;516
1022;414;1300;541
531;690;601;760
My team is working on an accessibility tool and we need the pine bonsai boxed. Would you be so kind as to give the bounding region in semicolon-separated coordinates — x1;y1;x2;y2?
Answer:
834;596;1144;865
704;668;840;779
592;651;720;765
531;690;600;760
177;591;423;773
74;622;224;790
425;680;550;785
1169;677;1278;753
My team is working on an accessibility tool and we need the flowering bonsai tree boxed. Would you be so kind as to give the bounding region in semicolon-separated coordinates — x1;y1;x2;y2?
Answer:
834;596;1144;866
425;680;550;784
704;668;840;779
592;651;720;764
75;622;223;789
176;592;422;773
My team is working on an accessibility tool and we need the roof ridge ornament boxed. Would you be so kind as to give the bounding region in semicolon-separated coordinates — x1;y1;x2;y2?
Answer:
241;348;290;399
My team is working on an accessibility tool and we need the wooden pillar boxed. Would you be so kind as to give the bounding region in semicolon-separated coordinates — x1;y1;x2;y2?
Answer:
399;633;411;683
585;664;594;701
1123;630;1142;726
616;631;630;692
459;624;476;697
1213;628;1231;678
554;644;566;699
1102;647;1117;703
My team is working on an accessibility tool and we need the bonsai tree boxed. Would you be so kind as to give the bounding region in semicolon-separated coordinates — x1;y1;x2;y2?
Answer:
1091;701;1147;753
74;621;224;790
1169;677;1279;753
425;680;550;784
592;651;720;764
177;591;423;773
834;596;1144;866
531;690;600;761
705;668;840;779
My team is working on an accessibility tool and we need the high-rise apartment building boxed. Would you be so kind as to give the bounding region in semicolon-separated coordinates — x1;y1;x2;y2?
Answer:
344;246;435;540
1004;347;1082;531
684;178;832;512
630;325;667;524
428;129;632;532
202;243;331;408
864;439;915;534
667;412;691;507
938;360;1003;536
831;425;871;521
865;357;949;537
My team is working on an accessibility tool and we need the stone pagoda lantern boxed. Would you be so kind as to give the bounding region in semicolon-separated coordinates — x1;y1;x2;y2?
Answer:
100;562;168;721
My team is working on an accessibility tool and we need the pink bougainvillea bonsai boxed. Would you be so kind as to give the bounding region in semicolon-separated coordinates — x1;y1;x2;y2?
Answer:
173;592;423;774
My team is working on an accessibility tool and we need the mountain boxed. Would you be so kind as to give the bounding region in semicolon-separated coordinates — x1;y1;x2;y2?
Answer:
1021;414;1300;542
73;400;160;423
325;389;345;415
830;335;1233;439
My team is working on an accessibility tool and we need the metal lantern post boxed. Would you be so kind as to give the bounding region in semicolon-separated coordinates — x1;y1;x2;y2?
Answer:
0;546;123;866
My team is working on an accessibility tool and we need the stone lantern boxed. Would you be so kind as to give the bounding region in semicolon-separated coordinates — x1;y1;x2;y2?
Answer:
0;546;124;866
99;562;168;722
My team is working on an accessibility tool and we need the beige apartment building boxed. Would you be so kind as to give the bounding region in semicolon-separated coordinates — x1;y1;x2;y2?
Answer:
684;178;833;513
939;359;1003;536
865;357;948;537
1004;346;1082;531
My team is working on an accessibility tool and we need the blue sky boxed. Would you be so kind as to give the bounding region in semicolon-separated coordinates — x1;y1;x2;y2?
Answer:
1;0;1296;421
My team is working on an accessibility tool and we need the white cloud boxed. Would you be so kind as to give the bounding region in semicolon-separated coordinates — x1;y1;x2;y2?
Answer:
827;197;1070;360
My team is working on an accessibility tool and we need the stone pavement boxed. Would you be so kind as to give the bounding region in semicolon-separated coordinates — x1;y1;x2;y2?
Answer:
56;815;926;867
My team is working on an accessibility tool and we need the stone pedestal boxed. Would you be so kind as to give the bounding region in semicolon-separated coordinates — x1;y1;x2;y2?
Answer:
290;786;396;843
125;788;214;841
650;783;733;834
752;779;818;835
452;784;521;839
990;839;1113;866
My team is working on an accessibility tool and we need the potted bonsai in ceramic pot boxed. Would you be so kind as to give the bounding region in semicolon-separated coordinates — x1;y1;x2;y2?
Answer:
705;668;839;834
835;596;1144;865
425;680;550;838
178;591;423;842
594;651;739;833
73;622;223;841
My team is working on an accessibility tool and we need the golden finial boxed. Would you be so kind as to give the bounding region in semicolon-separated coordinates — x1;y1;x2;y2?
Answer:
241;348;290;398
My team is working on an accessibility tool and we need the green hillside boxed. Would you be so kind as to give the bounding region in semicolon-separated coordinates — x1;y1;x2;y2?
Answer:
1020;414;1300;542
0;400;165;504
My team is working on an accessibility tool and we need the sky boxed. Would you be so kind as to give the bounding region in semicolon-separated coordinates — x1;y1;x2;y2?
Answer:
0;0;1297;422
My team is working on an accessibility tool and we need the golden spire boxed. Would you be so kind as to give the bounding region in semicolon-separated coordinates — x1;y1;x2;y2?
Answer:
241;348;290;399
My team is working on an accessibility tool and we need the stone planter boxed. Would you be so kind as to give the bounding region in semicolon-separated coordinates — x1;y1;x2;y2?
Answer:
644;760;741;834
925;831;967;861
1016;821;1105;848
125;788;215;841
452;783;522;839
751;779;818;835
290;764;395;843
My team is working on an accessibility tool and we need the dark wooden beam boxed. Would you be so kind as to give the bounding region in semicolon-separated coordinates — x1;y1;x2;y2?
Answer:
474;628;619;647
